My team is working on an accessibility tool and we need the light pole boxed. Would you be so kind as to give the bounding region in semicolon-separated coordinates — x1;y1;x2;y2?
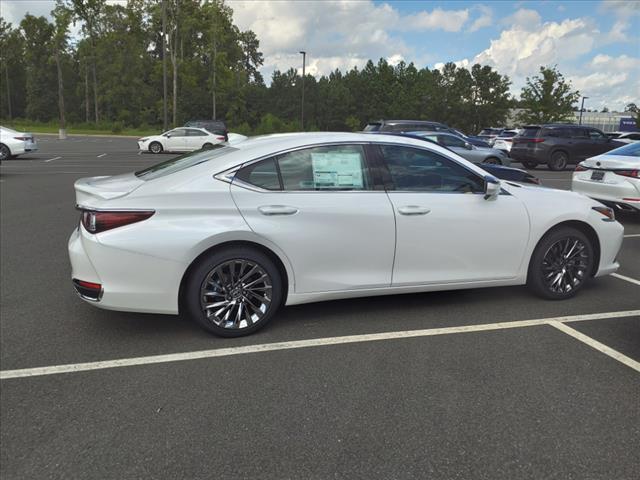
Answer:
579;96;589;125
299;51;306;130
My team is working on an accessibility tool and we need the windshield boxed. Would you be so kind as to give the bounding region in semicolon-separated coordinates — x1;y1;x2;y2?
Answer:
607;142;640;158
135;145;238;180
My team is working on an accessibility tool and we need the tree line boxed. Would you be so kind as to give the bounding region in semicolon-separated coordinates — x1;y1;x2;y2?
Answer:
0;0;603;136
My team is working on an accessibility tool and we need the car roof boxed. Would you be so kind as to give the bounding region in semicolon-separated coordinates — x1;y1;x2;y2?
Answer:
369;119;446;125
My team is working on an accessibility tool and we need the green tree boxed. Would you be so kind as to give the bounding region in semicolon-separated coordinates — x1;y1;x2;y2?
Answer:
51;4;72;134
0;19;27;119
517;66;580;124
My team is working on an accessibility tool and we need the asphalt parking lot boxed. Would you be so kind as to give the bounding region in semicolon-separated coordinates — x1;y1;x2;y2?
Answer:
1;134;639;479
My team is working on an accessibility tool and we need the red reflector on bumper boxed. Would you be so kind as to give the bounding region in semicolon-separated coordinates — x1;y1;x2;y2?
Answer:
76;280;102;290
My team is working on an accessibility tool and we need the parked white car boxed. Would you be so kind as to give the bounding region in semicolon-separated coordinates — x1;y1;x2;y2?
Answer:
493;129;521;153
0;126;38;160
137;127;225;154
69;132;623;336
572;142;640;213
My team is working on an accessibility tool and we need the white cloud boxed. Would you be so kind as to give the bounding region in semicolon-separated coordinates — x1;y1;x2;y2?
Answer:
468;5;493;33
405;8;470;32
599;0;640;17
501;8;542;30
230;0;470;78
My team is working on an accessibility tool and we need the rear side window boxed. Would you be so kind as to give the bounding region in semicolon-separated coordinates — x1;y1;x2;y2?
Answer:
570;128;589;138
187;129;207;136
380;145;484;193
235;158;280;190
278;145;370;191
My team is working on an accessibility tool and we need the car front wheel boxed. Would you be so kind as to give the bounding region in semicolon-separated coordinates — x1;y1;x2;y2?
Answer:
0;144;11;161
184;247;283;337
149;142;163;154
527;227;594;300
483;157;501;165
522;161;537;169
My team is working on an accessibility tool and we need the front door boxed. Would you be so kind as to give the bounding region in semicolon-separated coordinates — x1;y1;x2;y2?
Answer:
230;144;396;293
377;144;530;285
165;128;189;152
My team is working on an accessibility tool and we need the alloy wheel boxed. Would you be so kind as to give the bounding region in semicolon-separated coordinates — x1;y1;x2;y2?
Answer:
541;237;589;294
0;144;10;161
200;259;273;330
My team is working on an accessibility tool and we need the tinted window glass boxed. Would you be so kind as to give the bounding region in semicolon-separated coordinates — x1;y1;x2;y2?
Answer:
187;129;207;136
380;145;484;193
520;127;540;137
168;128;188;137
588;129;605;139
570;128;588;138
277;145;369;191
626;133;640;140
608;142;640;158
135;146;237;180
235;158;281;190
438;135;465;147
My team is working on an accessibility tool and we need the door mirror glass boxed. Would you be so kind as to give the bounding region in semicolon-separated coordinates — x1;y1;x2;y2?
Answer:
465;142;473;150
484;175;500;200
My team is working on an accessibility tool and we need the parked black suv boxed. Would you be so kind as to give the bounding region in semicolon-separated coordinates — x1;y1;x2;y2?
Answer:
510;124;623;171
184;119;228;140
363;120;490;147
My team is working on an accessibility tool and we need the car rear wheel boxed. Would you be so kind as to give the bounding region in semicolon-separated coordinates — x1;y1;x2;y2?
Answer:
184;247;283;337
0;144;10;161
527;227;594;300
548;151;568;171
202;142;214;149
522;161;537;169
483;157;501;165
149;142;163;154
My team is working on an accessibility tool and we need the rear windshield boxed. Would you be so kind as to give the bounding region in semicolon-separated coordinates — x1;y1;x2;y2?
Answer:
607;142;640;158
363;123;381;132
135;145;237;180
519;127;541;137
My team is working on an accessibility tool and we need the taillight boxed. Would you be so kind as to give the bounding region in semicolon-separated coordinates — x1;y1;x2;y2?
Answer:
80;210;154;233
615;170;639;178
514;138;544;144
575;164;588;172
216;136;225;141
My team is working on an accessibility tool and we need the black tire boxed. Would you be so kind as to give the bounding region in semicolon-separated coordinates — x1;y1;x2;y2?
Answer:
149;141;163;154
527;227;594;300
202;142;214;150
184;247;283;337
548;151;568;171
483;157;502;165
522;161;537;170
0;143;10;161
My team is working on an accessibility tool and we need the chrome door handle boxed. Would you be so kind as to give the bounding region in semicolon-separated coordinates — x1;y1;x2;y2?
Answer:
258;205;299;216
398;206;431;216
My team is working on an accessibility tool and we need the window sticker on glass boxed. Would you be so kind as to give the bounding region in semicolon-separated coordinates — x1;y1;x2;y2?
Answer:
310;152;364;189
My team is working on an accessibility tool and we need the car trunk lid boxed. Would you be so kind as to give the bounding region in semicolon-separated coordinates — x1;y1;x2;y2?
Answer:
74;172;145;206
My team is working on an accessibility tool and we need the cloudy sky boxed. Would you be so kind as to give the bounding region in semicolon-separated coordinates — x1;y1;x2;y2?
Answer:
2;0;639;110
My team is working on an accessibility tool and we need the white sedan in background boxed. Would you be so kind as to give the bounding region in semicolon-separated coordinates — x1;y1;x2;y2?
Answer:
70;132;623;337
572;142;640;213
138;127;225;154
0;126;38;160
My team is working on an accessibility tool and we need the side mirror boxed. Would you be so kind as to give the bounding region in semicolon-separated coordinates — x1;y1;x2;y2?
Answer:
465;142;473;150
484;175;501;200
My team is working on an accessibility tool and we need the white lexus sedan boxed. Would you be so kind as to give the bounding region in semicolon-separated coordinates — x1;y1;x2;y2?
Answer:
572;142;640;213
137;127;225;154
69;133;624;336
0;126;39;160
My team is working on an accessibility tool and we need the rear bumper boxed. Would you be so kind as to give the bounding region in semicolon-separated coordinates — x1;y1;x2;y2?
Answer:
572;175;640;212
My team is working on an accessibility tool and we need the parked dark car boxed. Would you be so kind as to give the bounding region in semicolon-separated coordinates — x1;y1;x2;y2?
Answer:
184;119;228;140
379;132;541;185
510;124;624;171
364;120;490;147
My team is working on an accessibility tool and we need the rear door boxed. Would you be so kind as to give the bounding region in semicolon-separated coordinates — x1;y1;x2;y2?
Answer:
230;143;396;293
185;128;208;150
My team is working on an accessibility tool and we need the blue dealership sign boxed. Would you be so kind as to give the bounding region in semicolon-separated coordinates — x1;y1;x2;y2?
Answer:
619;117;638;132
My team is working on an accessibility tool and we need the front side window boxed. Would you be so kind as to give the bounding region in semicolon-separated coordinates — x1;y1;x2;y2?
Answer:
380;145;484;193
438;135;465;148
587;129;605;140
167;128;188;137
277;145;370;191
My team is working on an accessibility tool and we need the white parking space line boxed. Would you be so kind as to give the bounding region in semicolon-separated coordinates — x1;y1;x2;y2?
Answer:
1;310;638;380
548;321;640;372
624;234;640;238
44;156;62;163
611;273;640;286
97;153;107;158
